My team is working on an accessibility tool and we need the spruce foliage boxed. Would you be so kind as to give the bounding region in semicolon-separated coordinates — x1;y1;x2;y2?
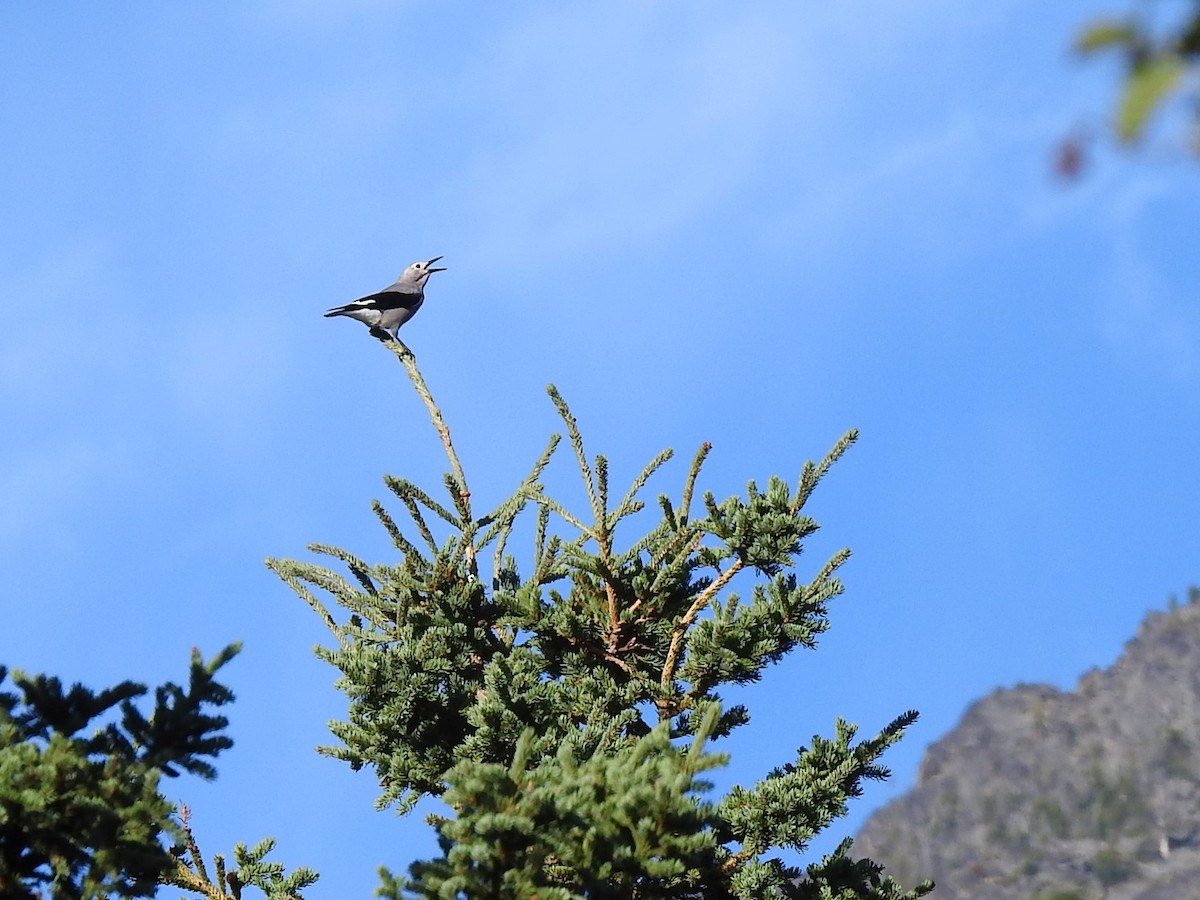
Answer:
0;645;320;900
269;340;932;899
0;646;238;898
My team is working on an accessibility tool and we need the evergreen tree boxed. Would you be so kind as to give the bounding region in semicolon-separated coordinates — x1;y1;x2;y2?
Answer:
268;341;932;899
3;340;930;899
0;646;317;899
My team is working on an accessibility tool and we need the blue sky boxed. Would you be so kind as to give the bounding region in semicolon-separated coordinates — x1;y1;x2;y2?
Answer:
4;2;1200;896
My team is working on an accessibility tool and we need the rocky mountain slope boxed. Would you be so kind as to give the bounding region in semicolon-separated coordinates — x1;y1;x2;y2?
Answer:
855;588;1200;900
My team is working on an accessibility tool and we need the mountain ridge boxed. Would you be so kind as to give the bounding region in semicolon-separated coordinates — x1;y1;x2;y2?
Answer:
855;587;1200;899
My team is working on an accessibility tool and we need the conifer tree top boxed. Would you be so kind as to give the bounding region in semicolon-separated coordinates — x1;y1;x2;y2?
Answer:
267;339;930;899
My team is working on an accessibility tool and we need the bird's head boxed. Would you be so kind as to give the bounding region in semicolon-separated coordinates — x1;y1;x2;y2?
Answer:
401;256;446;285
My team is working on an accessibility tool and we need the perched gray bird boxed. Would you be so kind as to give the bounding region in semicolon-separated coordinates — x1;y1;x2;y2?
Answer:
324;257;446;341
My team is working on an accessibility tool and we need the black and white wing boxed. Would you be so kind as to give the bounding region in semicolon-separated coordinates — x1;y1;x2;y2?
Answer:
324;282;423;318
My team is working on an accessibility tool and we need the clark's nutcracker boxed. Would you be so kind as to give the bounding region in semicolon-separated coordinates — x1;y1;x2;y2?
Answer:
324;257;446;341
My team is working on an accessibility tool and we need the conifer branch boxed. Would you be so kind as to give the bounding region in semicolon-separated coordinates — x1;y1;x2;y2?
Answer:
168;806;228;898
520;488;594;539
264;559;344;646
796;429;858;513
590;455;623;653
660;558;745;691
620;514;670;561
182;805;211;885
442;472;471;525
604;579;621;658
385;338;473;536
295;554;367;602
681;442;712;523
384;475;462;529
596;453;610;536
491;528;516;594
308;543;377;595
399;494;439;554
485;493;532;589
167;810;318;899
817;546;852;582
370;499;428;564
546;384;601;525
475;494;525;548
533;503;550;568
612;447;673;522
476;432;560;537
479;432;561;587
169;862;225;899
647;518;702;571
214;856;230;898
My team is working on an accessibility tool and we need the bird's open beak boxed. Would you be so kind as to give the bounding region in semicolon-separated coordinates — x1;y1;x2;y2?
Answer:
426;256;446;272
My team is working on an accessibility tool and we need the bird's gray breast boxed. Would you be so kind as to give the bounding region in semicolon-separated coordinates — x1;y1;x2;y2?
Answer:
380;295;423;330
